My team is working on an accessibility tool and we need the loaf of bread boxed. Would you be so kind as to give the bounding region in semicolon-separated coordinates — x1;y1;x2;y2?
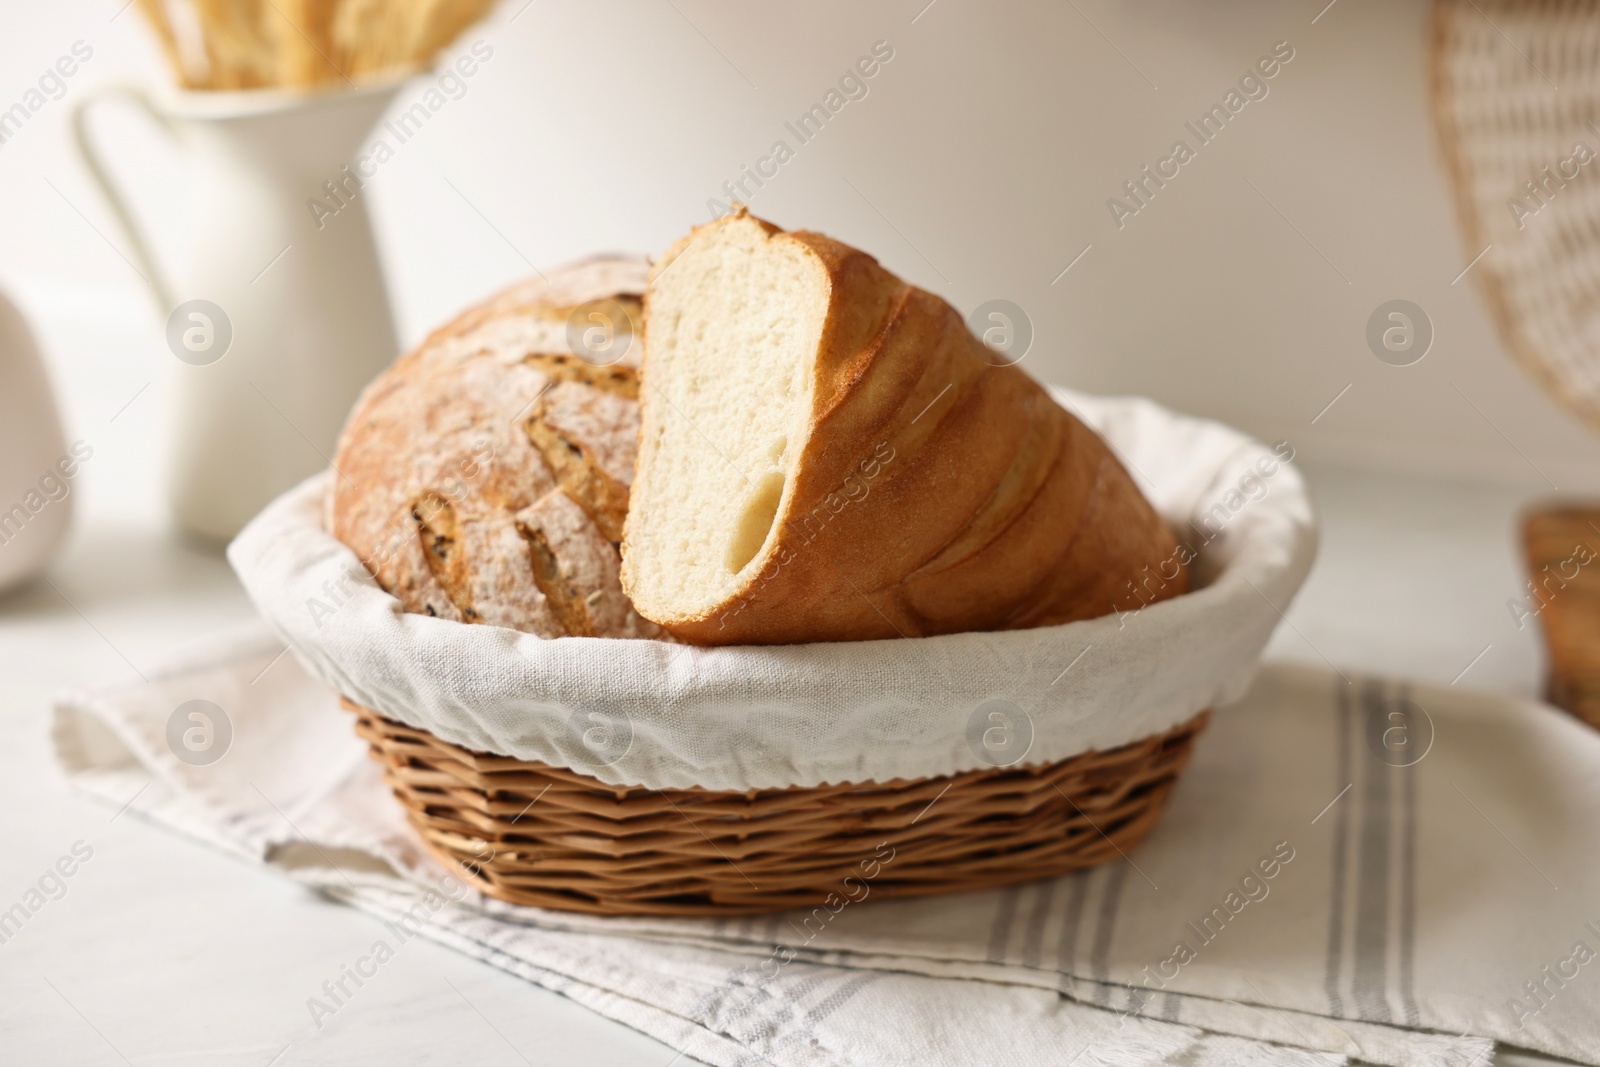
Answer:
622;211;1187;644
329;258;663;640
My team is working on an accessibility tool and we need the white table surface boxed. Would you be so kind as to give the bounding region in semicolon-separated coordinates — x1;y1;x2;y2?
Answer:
0;285;1575;1065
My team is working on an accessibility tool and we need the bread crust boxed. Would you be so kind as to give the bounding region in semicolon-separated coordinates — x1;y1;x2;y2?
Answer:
626;214;1187;644
330;258;663;640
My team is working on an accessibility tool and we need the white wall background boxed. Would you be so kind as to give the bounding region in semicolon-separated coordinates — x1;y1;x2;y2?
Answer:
4;0;1598;532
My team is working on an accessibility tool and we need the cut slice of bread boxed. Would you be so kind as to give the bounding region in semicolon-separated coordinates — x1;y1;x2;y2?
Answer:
622;213;823;620
622;210;1187;645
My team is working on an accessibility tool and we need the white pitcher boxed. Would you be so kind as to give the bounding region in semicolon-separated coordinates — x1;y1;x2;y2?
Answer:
73;81;403;542
0;288;74;594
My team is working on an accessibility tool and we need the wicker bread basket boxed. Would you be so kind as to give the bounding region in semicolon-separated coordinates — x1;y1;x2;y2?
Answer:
346;698;1208;916
230;389;1315;918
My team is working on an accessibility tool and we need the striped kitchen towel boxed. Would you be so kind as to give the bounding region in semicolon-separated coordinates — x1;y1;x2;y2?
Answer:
55;626;1594;1066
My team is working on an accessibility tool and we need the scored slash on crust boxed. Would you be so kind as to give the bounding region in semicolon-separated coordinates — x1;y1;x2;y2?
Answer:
329;261;666;642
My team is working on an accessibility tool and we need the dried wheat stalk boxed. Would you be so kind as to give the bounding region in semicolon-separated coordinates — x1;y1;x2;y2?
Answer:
136;0;496;89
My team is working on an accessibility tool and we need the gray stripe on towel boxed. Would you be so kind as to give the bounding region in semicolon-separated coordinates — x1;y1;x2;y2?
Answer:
733;971;885;1067
1398;683;1422;1026
1055;869;1092;994
1020;878;1057;970
1324;674;1354;1017
1353;679;1394;1023
1090;861;1129;1006
986;884;1024;964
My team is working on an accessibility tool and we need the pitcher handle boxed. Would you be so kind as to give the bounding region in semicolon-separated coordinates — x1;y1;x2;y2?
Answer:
70;85;177;312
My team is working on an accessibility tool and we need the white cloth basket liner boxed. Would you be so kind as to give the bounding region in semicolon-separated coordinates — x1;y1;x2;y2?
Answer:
228;386;1317;791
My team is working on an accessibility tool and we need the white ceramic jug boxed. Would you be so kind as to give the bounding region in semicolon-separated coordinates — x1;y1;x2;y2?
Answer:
0;289;74;594
73;81;402;542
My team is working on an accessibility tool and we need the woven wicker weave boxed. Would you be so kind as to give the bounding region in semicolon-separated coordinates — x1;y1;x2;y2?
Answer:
1430;0;1600;433
347;699;1207;916
1433;3;1600;730
1522;507;1600;730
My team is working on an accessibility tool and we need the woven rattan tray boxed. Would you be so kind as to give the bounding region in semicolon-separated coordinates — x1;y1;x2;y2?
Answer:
347;698;1207;916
